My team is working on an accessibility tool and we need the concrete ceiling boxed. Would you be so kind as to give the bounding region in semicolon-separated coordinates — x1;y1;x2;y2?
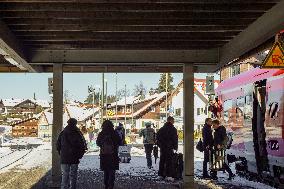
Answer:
0;0;284;73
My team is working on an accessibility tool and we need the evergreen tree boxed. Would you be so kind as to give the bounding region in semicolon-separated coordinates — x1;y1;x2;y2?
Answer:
156;73;174;93
84;92;101;104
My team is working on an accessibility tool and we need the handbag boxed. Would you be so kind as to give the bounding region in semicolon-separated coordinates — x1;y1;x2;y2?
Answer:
196;138;204;152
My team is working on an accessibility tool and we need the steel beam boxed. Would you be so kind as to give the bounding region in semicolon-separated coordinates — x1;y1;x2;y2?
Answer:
2;17;256;26
0;20;35;72
219;0;284;68
29;49;219;64
0;2;276;12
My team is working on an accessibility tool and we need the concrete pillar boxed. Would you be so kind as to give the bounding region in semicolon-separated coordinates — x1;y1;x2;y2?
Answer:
183;63;195;188
51;63;63;187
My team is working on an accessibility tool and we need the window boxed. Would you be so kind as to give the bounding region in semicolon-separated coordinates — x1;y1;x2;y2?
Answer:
150;106;155;112
204;106;208;115
269;102;279;118
223;99;233;122
197;108;201;115
231;64;240;76
175;108;181;116
245;95;252;105
236;96;245;120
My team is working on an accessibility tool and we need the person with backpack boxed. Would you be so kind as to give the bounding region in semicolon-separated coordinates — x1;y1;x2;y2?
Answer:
211;119;235;180
96;120;121;189
202;118;213;179
56;118;87;189
139;122;156;169
156;116;178;181
115;122;126;146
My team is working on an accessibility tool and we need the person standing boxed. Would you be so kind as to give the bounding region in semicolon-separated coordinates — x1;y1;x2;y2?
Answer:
115;122;126;146
211;119;235;180
202;118;213;179
97;120;121;189
156;116;178;180
57;118;87;189
139;122;156;169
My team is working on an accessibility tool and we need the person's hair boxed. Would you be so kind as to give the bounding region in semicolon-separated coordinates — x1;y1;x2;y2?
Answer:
205;118;212;124
212;119;220;125
145;123;151;128
101;120;115;133
67;118;77;126
167;116;174;122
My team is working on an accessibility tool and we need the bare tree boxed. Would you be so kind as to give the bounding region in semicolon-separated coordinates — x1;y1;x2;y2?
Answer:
133;81;147;99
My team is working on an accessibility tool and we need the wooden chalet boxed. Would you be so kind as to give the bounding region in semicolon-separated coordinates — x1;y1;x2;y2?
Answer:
11;116;39;137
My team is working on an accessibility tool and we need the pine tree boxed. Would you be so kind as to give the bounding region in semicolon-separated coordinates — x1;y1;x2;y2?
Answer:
156;73;174;93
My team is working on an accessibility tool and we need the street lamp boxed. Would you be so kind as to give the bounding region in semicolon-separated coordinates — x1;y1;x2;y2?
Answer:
87;85;95;127
131;95;141;128
105;79;108;119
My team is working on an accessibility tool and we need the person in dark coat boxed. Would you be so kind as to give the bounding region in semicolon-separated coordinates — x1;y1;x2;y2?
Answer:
97;120;121;189
202;118;213;178
57;118;87;189
211;119;235;180
156;116;178;180
115;122;126;146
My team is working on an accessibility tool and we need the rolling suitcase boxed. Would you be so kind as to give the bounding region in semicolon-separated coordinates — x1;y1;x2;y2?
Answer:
172;152;183;179
118;145;131;163
209;149;225;171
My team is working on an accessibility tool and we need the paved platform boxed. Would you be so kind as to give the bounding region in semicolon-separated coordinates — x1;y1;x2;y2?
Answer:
29;169;212;189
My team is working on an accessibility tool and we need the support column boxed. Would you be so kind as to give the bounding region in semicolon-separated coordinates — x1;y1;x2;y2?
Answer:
183;63;195;188
51;63;63;187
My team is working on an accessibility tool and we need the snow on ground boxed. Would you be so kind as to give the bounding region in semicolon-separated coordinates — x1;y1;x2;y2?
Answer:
19;142;51;169
0;146;12;157
0;140;277;189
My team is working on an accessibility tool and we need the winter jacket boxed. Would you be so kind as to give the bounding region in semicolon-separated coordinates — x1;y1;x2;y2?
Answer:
156;122;178;152
139;127;156;144
202;123;214;148
56;124;87;164
115;125;126;146
213;125;227;147
96;130;121;171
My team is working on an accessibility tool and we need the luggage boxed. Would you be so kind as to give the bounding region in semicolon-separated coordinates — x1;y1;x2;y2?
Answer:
153;145;159;164
196;139;204;152
118;145;131;163
209;149;225;171
171;152;183;179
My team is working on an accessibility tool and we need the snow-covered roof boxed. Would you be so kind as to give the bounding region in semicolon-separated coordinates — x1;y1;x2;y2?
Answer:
0;98;50;108
39;110;69;127
66;105;98;122
33;99;50;108
44;111;53;125
0;98;25;107
110;92;167;107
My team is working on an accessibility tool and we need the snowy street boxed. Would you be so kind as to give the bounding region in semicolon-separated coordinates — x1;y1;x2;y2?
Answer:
0;140;276;189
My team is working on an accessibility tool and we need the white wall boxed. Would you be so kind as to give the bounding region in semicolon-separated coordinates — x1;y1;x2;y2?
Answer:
171;88;209;131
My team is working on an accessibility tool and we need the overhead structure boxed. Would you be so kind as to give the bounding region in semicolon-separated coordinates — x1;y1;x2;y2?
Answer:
0;0;283;73
1;1;284;188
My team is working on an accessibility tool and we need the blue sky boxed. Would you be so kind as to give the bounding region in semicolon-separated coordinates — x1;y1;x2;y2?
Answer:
0;73;215;102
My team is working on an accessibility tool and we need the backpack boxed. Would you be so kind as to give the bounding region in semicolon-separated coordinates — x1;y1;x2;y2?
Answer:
143;128;155;144
116;129;124;141
101;135;115;155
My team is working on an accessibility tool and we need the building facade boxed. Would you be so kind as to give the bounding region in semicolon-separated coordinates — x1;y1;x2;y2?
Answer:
11;117;39;137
